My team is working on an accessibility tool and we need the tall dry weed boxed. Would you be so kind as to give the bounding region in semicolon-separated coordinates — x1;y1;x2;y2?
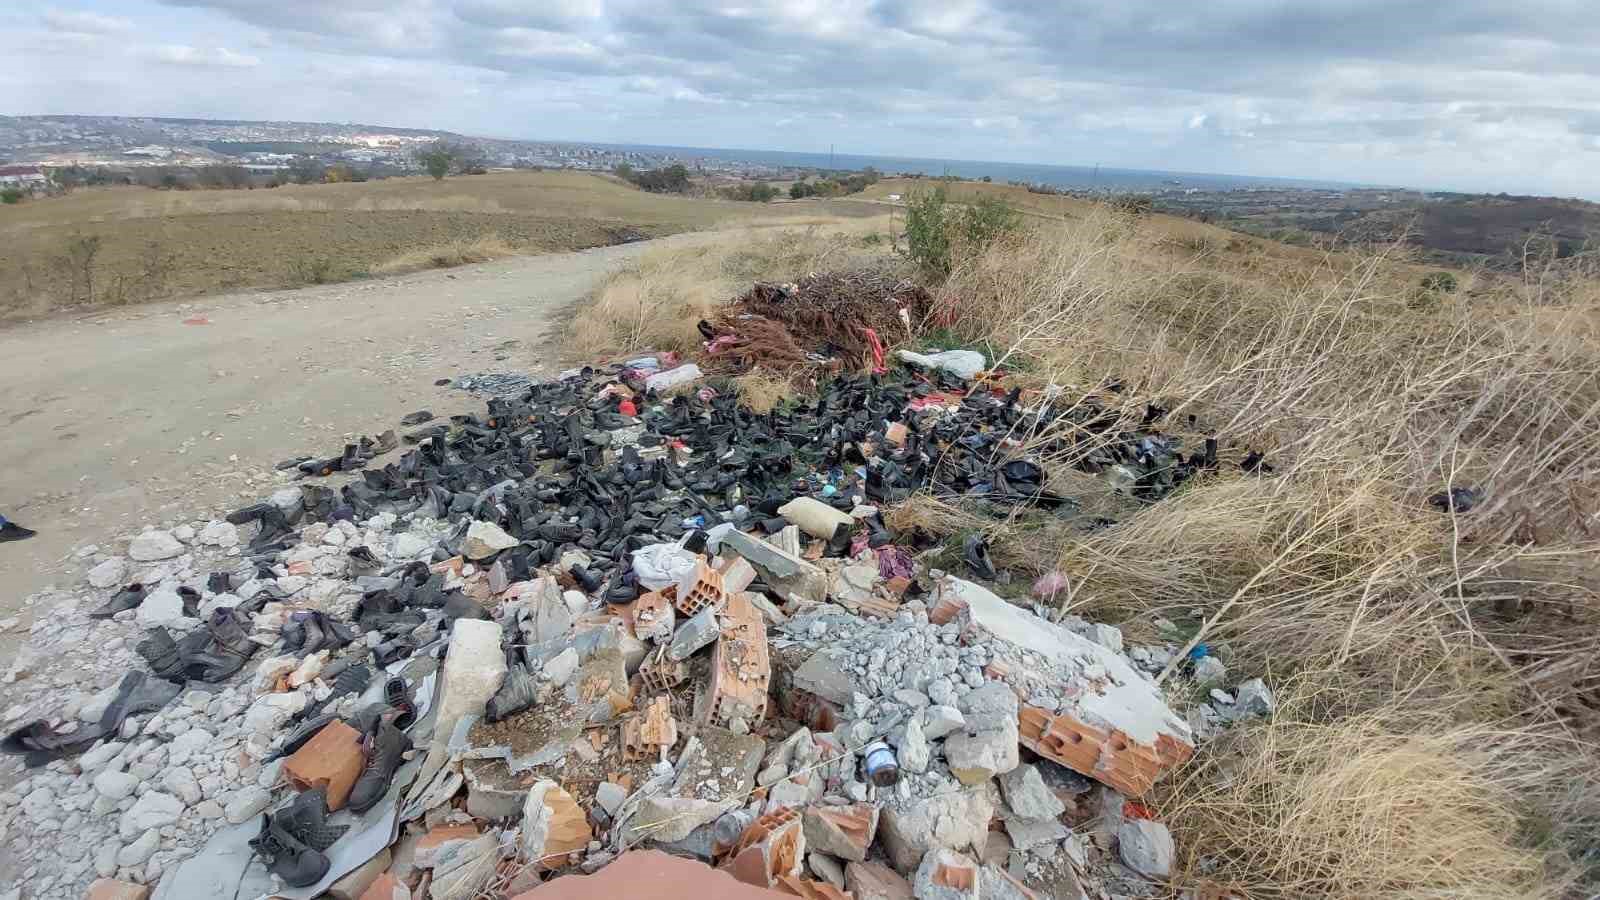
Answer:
923;213;1600;895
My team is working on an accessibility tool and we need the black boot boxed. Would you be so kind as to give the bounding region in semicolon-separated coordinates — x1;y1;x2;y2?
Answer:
137;627;188;682
184;609;259;683
177;586;202;618
90;583;146;619
485;661;539;723
250;812;333;888
274;785;348;851
0;521;35;543
346;712;409;814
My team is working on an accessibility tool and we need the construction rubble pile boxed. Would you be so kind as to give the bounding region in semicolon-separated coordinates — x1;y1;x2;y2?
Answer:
0;358;1274;900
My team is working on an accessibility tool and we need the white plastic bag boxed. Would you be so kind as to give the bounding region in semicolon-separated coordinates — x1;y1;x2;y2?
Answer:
896;349;986;379
631;542;701;591
645;363;704;393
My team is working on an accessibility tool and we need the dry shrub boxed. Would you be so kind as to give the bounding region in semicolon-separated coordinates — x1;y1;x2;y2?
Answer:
733;370;795;413
926;215;1600;895
1166;684;1587;899
564;220;895;360
371;235;516;274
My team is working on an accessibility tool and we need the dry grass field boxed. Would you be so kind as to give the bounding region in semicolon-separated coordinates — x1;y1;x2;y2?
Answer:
0;170;877;317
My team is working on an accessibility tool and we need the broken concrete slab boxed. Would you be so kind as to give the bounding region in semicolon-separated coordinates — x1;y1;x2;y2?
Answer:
462;520;519;559
877;782;997;874
943;682;1019;785
325;848;391;900
998;764;1066;822
720;531;827;605
669;605;721;660
415;824;482;869
790;653;856;707
932;577;1193;796
1118;818;1175;880
627;796;735;844
672;726;764;803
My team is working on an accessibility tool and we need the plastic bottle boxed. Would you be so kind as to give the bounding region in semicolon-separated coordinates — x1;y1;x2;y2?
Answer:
862;740;900;787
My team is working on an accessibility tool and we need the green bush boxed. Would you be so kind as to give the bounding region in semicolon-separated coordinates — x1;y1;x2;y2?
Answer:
905;188;954;276
618;164;691;193
0;188;21;204
1421;271;1459;293
789;181;815;199
903;188;1020;277
287;256;336;285
1110;193;1153;216
724;182;780;202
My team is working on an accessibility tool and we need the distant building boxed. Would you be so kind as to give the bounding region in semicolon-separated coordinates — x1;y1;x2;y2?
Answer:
0;165;47;187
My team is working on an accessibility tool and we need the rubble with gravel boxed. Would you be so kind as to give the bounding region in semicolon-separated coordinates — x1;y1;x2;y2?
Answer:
0;356;1276;900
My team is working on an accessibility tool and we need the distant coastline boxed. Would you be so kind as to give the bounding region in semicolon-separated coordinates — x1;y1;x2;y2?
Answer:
573;141;1373;193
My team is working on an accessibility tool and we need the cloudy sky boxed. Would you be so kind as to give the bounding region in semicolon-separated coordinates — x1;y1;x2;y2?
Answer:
5;1;1600;197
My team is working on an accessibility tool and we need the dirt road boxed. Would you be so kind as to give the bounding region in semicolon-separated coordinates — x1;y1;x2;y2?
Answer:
0;234;708;635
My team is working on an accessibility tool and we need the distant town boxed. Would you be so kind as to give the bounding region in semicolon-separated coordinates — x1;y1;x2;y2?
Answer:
0;115;807;181
4;115;1594;269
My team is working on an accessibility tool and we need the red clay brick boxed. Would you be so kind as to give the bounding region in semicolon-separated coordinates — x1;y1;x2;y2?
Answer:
283;719;365;811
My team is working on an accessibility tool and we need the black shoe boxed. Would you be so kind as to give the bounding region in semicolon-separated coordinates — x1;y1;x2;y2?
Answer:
441;593;489;622
0;522;36;543
485;662;539;722
90;583;146;619
346;713;409;814
372;637;416;668
569;565;603;593
250;812;332;888
347;546;380;577
98;670;181;734
275;785;348;851
177;586;202;618
183;609;259;683
963;533;999;581
137;628;188;682
382;677;417;730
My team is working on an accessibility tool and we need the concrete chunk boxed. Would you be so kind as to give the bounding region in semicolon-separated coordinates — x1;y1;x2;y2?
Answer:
878;783;996;874
1118;819;1175;880
721;530;828;604
668;605;721;661
933;576;1193;796
943;682;1019;785
998;764;1065;822
463;520;519;559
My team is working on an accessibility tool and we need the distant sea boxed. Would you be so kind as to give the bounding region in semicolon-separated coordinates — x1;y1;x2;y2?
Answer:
585;142;1362;193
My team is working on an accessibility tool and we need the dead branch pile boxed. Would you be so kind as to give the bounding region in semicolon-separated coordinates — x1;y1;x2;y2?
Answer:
703;269;932;375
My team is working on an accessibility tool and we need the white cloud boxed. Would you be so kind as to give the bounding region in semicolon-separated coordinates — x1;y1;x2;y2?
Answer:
6;0;1599;196
42;8;132;34
150;45;262;68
